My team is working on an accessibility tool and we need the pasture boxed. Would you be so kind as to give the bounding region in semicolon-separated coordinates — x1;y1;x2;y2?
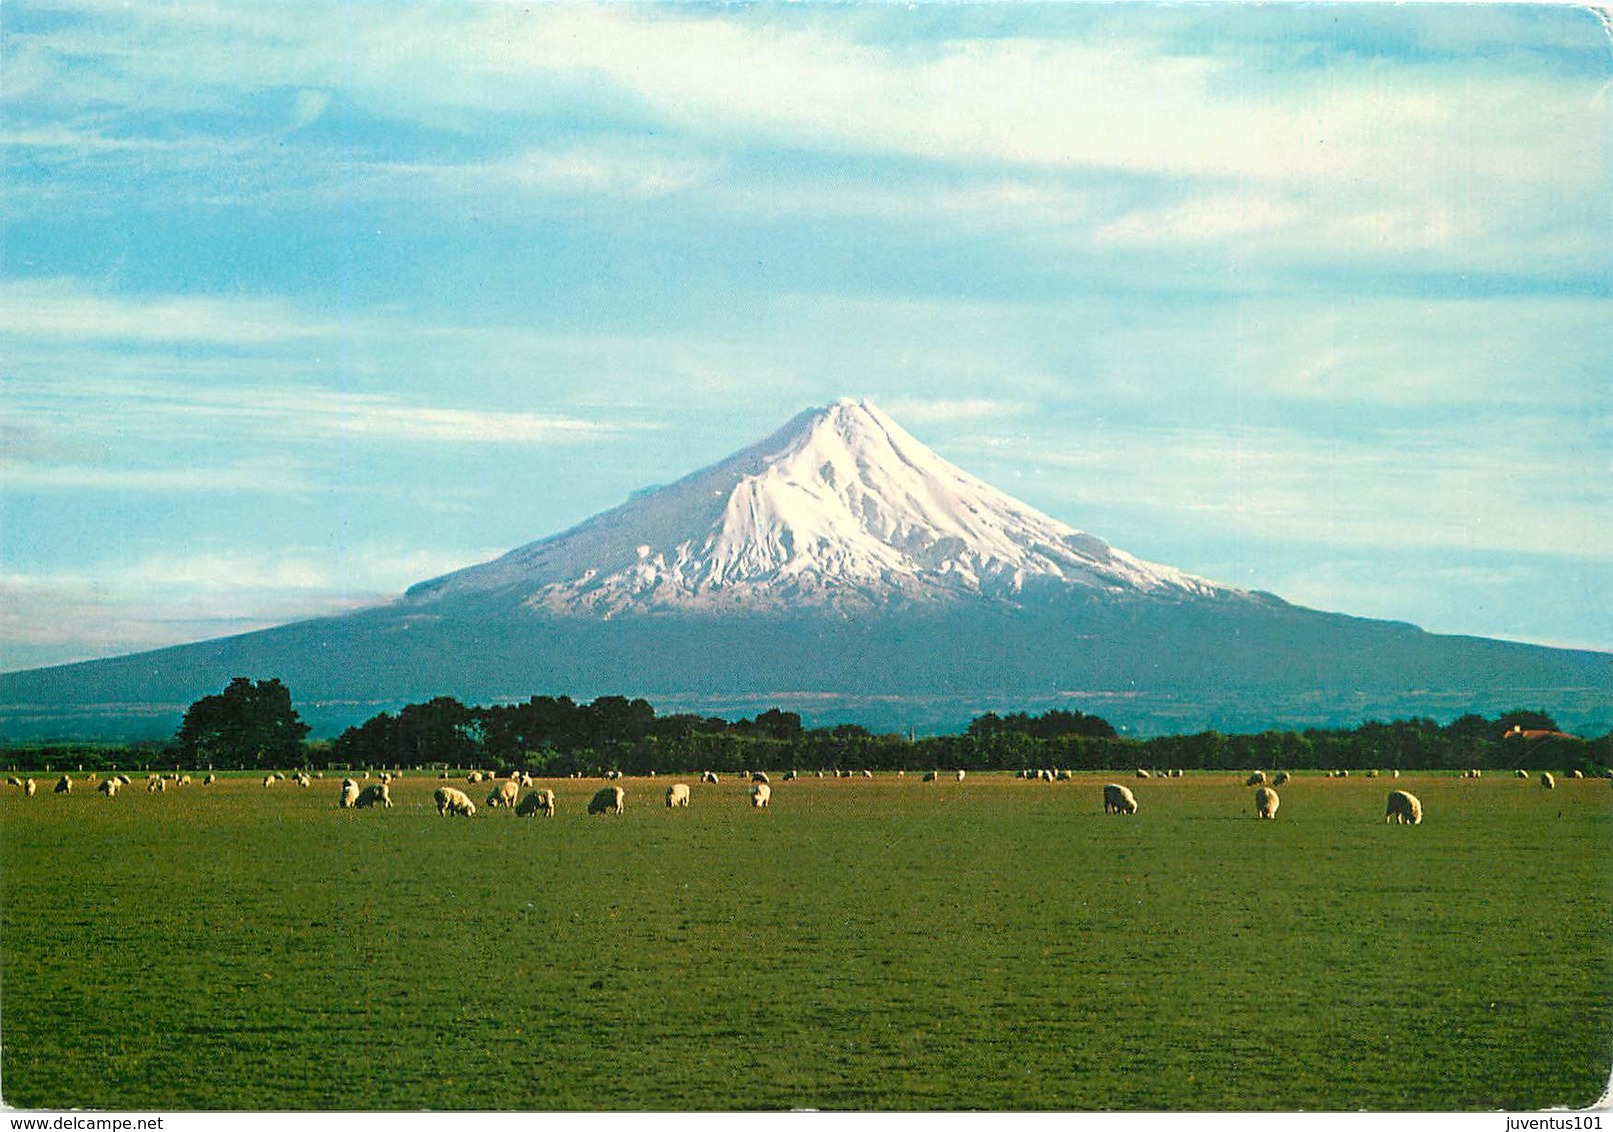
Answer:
2;769;1609;1111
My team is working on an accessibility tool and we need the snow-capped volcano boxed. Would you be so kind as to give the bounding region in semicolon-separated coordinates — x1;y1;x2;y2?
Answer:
8;397;1611;741
405;398;1232;615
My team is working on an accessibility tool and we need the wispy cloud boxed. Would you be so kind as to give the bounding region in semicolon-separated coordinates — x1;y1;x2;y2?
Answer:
0;541;505;671
0;280;339;344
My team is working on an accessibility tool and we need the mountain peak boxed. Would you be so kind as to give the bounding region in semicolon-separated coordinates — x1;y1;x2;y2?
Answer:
404;399;1235;615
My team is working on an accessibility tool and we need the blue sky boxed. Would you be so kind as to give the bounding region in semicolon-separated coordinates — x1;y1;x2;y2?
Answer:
2;2;1610;672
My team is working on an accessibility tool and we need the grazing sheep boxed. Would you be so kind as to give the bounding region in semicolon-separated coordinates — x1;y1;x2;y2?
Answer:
751;771;770;784
434;786;476;817
1103;783;1138;815
24;779;37;796
118;775;133;785
339;779;361;808
1515;769;1529;779
1245;772;1266;787
1540;772;1556;790
178;774;191;786
922;770;938;782
702;771;719;785
1171;769;1184;778
98;778;120;797
54;775;71;794
751;782;772;808
1567;769;1584;779
262;775;275;787
486;778;520;809
1272;771;1291;786
1367;769;1380;778
5;776;19;787
606;770;623;781
1254;786;1279;819
784;770;798;781
1136;768;1151;779
666;783;691;808
588;786;626;815
203;773;216;785
296;772;312;787
148;777;166;793
956;769;966;782
1392;769;1400;778
1056;769;1072;781
516;788;555;818
355;783;392;809
1385;789;1423;825
1039;769;1055;782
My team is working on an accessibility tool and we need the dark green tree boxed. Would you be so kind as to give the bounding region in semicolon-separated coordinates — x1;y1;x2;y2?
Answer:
174;677;309;769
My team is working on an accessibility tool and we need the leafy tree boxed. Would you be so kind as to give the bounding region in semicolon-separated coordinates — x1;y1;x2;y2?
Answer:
174;677;309;769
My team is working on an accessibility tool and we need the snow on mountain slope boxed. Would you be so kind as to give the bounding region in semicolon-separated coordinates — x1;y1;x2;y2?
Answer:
404;398;1238;615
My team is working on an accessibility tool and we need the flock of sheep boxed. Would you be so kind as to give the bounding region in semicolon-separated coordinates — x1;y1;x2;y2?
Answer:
8;764;1608;827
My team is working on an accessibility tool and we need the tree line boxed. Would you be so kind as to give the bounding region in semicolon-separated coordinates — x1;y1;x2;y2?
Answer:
3;677;1607;777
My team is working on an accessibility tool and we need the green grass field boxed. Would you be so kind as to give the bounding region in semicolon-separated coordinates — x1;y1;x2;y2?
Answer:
2;769;1609;1111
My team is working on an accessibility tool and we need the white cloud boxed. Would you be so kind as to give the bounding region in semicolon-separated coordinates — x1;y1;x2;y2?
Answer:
0;280;339;344
0;541;506;671
957;419;1613;564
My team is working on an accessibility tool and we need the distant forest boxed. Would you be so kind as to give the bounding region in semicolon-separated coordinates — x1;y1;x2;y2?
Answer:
3;681;1609;776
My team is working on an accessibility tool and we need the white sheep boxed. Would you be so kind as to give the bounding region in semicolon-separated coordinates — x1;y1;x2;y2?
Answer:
955;769;966;782
98;778;120;797
203;773;216;785
751;771;770;784
117;775;133;785
486;778;520;809
862;769;873;779
784;770;798;781
1254;786;1279;819
588;786;626;815
54;775;71;794
516;788;556;818
262;775;275;787
1272;771;1291;786
434;786;477;817
665;783;691;808
1567;769;1583;779
1103;783;1138;815
1515;769;1529;779
1540;772;1556;789
1385;789;1422;825
24;778;37;796
1136;768;1151;779
339;779;361;808
702;771;719;785
355;783;392;809
1245;772;1266;787
296;772;312;787
751;782;771;808
148;777;166;793
5;776;19;787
